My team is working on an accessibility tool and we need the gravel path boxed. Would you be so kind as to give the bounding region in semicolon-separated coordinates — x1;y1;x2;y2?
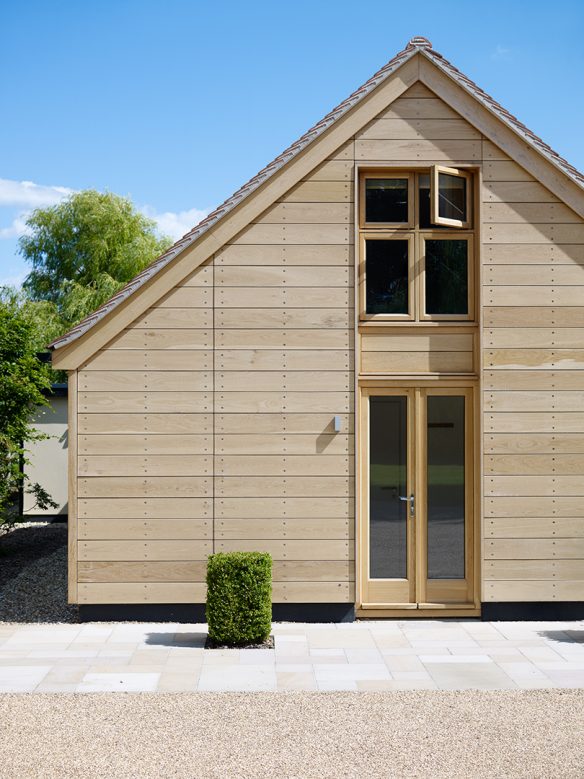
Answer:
0;523;77;623
0;690;582;778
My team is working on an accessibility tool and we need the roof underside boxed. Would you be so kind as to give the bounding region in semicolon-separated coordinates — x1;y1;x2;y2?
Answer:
50;36;584;352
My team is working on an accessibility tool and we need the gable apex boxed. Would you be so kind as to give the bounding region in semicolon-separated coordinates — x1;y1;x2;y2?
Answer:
50;39;584;365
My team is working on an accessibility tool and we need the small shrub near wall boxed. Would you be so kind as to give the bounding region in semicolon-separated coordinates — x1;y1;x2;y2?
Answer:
206;552;272;646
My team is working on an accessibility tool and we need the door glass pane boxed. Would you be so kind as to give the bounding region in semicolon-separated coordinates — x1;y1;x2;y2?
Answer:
369;396;408;579
438;172;467;222
365;178;408;223
365;239;409;315
427;396;465;579
425;240;468;315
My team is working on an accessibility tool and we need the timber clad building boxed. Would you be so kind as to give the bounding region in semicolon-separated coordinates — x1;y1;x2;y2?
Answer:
51;38;584;621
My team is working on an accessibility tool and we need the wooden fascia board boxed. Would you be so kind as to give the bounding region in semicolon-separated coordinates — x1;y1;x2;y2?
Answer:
419;55;584;218
52;56;419;369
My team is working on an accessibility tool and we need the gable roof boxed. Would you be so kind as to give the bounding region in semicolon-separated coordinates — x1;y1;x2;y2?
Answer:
50;35;584;355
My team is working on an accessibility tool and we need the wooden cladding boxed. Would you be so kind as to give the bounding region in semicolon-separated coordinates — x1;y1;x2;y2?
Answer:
481;141;584;603
71;81;584;610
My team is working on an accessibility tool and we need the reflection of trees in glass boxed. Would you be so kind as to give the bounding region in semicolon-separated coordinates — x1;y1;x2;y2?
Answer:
366;240;409;314
426;240;468;315
365;179;408;223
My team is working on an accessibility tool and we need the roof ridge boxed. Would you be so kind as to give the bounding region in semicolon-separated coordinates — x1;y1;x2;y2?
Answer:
50;38;584;352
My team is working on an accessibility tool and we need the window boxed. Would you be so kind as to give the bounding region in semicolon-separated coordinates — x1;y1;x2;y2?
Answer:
360;172;413;228
359;167;474;322
362;235;413;317
431;166;471;228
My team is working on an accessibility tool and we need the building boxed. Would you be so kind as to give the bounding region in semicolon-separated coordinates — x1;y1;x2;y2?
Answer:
50;37;584;621
22;385;68;518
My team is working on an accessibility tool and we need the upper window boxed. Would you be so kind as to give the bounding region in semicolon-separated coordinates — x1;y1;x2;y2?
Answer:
360;172;414;228
359;167;474;322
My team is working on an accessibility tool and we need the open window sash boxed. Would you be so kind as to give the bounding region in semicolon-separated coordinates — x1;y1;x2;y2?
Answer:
430;166;471;229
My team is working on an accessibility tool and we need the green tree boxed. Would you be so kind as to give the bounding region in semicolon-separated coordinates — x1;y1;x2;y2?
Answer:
20;190;172;334
0;290;57;530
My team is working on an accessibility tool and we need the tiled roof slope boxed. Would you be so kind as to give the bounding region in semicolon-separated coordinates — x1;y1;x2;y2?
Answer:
50;36;584;351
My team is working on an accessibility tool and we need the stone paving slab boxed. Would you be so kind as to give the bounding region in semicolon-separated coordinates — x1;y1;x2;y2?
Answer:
0;619;582;692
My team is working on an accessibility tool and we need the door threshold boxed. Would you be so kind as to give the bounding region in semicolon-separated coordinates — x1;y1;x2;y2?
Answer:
356;605;481;619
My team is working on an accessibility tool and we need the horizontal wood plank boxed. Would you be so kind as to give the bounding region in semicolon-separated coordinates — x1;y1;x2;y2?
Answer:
355;139;481;161
215;518;352;541
81;350;212;371
362;351;473;374
78;413;212;435
79;477;211;498
485;517;584;538
79;455;211;477
78;371;211;392
79;392;211;414
79;519;211;540
215;265;352;287
215;244;353;266
216;455;353;476
485;539;584;559
215;497;352;519
231;223;351;245
215;539;351;561
484;434;584;454
79;434;212;456
357;118;479;140
78;540;212;561
215;475;352;498
78;583;207;604
78;498;212;519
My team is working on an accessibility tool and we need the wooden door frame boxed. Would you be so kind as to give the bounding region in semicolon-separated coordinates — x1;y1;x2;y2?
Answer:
356;378;481;618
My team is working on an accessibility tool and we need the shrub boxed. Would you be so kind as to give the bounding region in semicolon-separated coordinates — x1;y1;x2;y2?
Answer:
206;552;272;646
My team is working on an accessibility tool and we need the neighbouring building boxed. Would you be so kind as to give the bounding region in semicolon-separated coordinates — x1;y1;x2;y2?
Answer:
50;38;584;621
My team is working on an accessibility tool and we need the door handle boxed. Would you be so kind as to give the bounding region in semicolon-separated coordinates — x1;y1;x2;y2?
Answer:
398;494;415;516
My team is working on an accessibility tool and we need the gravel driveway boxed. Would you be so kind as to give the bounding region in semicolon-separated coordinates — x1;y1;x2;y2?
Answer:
0;523;76;623
0;690;583;778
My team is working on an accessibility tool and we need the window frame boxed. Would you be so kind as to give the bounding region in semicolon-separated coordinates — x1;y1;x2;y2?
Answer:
359;170;415;229
430;165;472;229
419;232;475;322
359;232;416;322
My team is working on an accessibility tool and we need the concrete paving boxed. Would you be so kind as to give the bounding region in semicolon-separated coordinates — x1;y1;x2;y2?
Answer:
0;619;583;692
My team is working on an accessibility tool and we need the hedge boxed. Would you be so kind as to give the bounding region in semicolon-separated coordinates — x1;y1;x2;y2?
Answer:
206;551;272;646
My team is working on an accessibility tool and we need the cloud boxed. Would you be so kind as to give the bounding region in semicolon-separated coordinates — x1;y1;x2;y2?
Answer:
0;178;73;208
0;214;30;239
142;206;210;241
491;45;511;62
0;177;209;245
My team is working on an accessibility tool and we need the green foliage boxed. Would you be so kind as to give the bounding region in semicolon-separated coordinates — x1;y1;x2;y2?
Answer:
206;552;272;646
19;190;172;334
0;293;57;528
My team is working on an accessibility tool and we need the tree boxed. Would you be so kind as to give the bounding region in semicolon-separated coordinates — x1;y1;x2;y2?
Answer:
0;289;57;531
20;190;172;333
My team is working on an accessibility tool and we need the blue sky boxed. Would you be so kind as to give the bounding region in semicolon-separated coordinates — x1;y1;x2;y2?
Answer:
1;0;583;286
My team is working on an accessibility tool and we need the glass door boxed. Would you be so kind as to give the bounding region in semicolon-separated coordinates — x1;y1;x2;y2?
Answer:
360;389;416;607
359;386;475;612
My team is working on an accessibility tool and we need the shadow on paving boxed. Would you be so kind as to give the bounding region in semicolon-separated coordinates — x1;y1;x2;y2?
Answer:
145;632;207;648
540;630;584;644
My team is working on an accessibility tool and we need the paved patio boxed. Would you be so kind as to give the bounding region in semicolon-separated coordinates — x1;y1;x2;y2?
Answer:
1;619;583;692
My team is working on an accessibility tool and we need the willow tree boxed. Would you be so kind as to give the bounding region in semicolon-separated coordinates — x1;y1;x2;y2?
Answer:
20;190;172;334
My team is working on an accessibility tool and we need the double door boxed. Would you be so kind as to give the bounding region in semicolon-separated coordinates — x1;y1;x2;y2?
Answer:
359;386;478;614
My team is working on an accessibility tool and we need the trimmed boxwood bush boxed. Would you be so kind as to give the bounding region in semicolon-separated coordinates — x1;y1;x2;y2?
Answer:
206;551;272;646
